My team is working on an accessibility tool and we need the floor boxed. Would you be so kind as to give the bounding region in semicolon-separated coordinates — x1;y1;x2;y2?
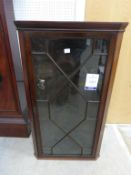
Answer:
0;125;131;175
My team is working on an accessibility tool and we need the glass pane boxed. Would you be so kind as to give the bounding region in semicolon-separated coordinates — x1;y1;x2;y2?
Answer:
30;34;109;157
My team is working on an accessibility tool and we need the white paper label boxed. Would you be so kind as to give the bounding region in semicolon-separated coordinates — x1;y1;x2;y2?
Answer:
85;74;99;91
86;39;91;46
64;48;70;54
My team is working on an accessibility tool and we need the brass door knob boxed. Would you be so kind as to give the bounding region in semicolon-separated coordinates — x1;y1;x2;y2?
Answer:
37;79;45;90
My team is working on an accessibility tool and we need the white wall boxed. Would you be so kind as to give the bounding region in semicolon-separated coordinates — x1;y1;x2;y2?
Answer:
13;0;85;21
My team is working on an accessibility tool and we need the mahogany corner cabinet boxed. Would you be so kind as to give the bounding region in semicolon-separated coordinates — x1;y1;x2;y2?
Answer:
15;21;127;159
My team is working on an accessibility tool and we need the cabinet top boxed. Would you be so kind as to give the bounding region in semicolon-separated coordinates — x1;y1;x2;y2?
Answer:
14;21;128;32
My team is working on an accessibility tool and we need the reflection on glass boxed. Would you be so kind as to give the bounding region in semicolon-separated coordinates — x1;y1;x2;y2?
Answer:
30;35;109;156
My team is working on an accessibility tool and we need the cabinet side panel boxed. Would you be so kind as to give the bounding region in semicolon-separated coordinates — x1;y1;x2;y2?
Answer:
0;31;16;112
94;33;124;157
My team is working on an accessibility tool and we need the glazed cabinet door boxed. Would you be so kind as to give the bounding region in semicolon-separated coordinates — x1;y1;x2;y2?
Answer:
0;28;30;136
25;31;110;158
0;0;31;137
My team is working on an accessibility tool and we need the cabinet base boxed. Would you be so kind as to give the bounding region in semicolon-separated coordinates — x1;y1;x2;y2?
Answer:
0;117;31;137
